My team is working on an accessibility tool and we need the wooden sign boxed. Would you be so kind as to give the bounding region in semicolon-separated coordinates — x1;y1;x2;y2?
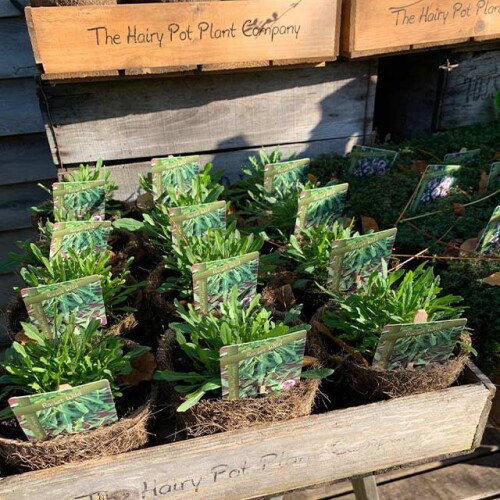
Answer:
26;0;340;76
341;0;500;57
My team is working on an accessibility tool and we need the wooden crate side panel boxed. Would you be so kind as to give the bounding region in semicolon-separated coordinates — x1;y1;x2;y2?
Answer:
28;0;338;75
0;383;490;500
0;0;28;18
0;134;56;186
344;0;500;56
439;50;500;130
0;79;44;137
0;17;36;78
44;61;375;165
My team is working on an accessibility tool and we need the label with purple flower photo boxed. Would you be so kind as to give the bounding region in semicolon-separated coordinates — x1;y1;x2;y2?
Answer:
327;228;397;293
294;183;349;234
220;329;307;400
372;319;467;371
192;252;259;314
408;165;461;213
476;206;500;256
488;163;500;192
9;380;117;442
21;275;107;339
151;155;199;204
263;159;309;194
52;181;106;222
49;221;112;259
347;146;399;177
169;201;226;245
443;149;480;167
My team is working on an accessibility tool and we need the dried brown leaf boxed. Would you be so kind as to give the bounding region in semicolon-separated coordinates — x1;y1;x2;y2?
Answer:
453;203;466;217
361;215;379;234
459;238;479;254
478;171;489;196
481;273;500;286
120;352;157;386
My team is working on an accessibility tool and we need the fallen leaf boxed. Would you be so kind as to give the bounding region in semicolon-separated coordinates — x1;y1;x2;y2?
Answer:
459;238;479;254
453;203;466;217
361;215;379;234
410;160;429;176
307;173;319;185
412;309;428;323
481;273;500;286
275;284;296;311
302;356;317;368
135;193;154;211
14;331;35;345
120;352;157;386
478;171;489;195
459;147;468;153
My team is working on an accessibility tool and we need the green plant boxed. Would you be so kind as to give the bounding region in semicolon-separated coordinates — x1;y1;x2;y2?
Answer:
0;317;149;403
159;222;266;297
284;221;357;287
323;261;464;358
154;287;306;411
19;244;143;314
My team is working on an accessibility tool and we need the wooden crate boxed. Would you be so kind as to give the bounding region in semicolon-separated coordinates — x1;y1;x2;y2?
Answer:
341;0;500;58
25;0;341;80
0;363;494;499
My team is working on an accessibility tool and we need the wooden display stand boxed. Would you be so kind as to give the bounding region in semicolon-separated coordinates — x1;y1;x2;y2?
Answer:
0;363;494;500
25;0;341;81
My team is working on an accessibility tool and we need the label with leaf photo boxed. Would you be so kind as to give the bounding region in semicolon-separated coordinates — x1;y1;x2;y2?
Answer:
49;221;112;259
9;379;117;442
476;206;500;256
192;252;259;314
443;149;481;167
263;159;309;193
52;180;106;222
295;183;349;234
408;165;461;213
347;146;399;177
151;155;199;204
220;329;307;400
169;201;226;244
372;319;467;370
328;228;397;293
21;275;107;339
488;163;500;191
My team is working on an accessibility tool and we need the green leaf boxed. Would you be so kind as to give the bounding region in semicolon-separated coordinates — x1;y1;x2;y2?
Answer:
112;218;145;232
300;368;334;379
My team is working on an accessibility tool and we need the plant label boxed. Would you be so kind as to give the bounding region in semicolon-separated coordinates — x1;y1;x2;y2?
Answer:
169;201;226;245
220;329;307;400
443;149;481;166
372;319;467;370
294;183;349;234
328;228;397;293
408;164;461;213
49;221;112;259
488;162;500;191
263;159;309;193
9;380;117;442
192;252;259;314
21;275;107;339
476;206;500;256
52;180;106;222
151;155;199;204
347;145;399;177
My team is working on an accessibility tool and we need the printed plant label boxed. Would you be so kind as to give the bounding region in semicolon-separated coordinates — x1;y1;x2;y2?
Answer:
263;159;309;193
220;329;307;400
328;228;397;293
169;201;226;244
192;252;259;314
50;221;112;259
476;206;500;256
372;319;467;370
488;163;500;191
9;380;117;442
21;275;106;339
408;165;461;213
443;149;481;166
348;146;399;177
53;180;106;222
295;183;349;234
151;155;199;204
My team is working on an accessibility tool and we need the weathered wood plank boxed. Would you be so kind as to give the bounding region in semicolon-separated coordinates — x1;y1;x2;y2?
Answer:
43;60;376;165
27;1;339;74
0;134;55;186
0;0;28;18
0;376;492;500
63;137;364;201
0;17;36;78
0;181;50;232
0;78;44;136
438;50;500;130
